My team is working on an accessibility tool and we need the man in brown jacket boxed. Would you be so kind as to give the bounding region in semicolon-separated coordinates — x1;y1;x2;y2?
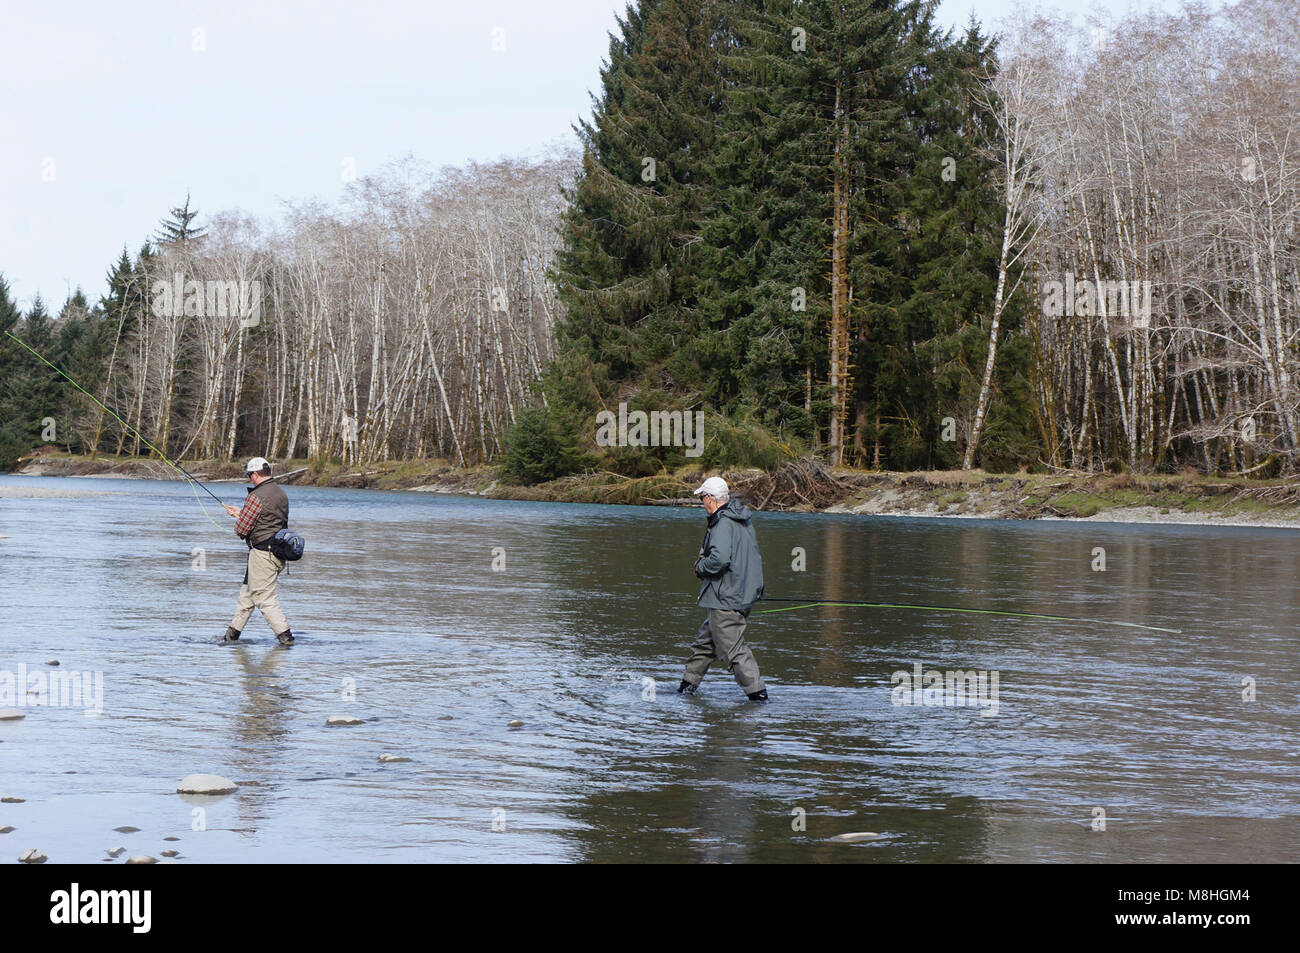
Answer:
219;457;294;646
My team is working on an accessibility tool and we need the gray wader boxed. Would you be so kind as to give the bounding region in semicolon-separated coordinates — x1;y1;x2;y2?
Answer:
682;608;765;694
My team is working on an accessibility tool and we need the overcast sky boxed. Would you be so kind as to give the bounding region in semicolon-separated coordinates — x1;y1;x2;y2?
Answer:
1;0;1192;311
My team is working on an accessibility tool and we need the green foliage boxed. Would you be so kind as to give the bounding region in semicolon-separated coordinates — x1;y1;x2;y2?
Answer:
499;407;584;486
0;276;28;470
0;265;139;471
699;410;797;472
549;0;725;404
543;0;1032;473
155;193;206;247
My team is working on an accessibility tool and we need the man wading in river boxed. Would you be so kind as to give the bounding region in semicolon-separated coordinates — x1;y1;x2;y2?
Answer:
678;477;768;701
219;457;294;646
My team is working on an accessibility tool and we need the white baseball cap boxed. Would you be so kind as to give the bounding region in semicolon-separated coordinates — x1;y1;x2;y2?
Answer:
693;476;729;499
244;457;271;474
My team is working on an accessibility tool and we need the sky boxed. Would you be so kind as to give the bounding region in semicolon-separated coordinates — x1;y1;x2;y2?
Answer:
0;0;1190;312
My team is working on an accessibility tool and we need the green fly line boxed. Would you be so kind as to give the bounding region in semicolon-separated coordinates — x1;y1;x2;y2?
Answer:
5;330;227;530
754;599;1182;634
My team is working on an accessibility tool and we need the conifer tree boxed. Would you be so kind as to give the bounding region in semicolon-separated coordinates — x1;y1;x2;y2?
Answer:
0;276;29;469
155;192;206;247
548;0;727;457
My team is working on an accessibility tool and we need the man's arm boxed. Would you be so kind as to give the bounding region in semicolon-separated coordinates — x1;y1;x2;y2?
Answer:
696;519;733;577
230;494;262;539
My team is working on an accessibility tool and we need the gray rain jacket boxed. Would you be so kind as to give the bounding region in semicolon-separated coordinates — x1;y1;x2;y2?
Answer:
695;500;765;611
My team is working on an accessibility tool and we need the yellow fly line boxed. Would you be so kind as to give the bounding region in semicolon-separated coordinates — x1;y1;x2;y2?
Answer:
5;330;227;530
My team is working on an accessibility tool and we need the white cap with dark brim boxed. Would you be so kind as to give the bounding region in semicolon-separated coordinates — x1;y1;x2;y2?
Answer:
693;476;729;499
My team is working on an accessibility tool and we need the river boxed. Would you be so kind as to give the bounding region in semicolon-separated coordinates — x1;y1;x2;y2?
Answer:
1;474;1297;862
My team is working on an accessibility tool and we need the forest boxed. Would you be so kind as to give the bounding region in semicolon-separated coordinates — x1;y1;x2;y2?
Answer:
2;0;1296;481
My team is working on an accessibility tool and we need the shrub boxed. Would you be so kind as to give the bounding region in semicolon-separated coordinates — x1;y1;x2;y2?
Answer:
699;410;796;471
499;407;582;486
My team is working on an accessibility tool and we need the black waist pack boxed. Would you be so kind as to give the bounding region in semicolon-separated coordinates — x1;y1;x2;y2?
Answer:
269;528;306;561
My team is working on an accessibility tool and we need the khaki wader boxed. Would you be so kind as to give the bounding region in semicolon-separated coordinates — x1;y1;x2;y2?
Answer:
682;608;765;694
229;547;289;636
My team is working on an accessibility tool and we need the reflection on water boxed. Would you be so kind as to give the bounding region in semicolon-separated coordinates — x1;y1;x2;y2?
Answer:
0;475;1297;863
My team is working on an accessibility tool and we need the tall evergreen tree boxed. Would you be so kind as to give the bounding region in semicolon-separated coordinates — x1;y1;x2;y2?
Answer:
547;0;729;473
706;0;830;440
95;245;153;453
0;276;30;469
530;0;1024;476
155;192;206;247
55;288;111;453
905;19;1037;470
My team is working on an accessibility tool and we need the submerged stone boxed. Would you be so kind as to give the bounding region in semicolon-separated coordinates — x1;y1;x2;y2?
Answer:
326;716;363;726
176;774;238;795
828;831;882;843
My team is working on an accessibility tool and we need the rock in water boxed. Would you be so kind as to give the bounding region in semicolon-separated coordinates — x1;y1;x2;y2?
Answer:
507;720;524;728
0;826;15;834
326;716;363;726
160;849;179;858
377;754;411;763
176;774;238;795
19;849;47;864
163;836;180;842
828;832;882;843
0;709;24;721
1;797;25;804
107;847;125;857
125;855;157;865
45;661;59;667
113;826;140;834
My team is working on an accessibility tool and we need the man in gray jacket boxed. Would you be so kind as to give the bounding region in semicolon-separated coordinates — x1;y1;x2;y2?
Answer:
678;476;768;701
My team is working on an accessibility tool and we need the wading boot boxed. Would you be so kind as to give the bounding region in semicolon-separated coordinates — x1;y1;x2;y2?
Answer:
275;629;295;647
219;626;241;644
747;689;768;702
677;680;696;695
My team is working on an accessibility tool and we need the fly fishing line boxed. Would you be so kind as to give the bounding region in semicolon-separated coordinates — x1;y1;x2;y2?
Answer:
5;330;227;530
755;597;1181;634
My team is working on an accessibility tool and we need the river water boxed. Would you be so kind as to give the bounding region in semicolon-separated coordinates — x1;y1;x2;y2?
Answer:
0;474;1297;863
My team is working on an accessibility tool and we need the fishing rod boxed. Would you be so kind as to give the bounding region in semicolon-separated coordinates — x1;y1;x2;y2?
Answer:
755;596;1182;634
4;330;228;526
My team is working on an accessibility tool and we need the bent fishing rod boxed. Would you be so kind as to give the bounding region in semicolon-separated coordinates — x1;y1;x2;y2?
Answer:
5;330;228;523
755;596;1182;634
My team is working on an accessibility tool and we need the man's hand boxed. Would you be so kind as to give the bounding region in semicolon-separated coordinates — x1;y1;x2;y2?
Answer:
223;503;240;518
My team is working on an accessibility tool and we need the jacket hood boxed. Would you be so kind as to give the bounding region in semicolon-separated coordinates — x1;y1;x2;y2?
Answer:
719;500;752;522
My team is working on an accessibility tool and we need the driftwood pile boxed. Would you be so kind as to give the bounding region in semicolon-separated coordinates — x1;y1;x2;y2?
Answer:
642;456;859;511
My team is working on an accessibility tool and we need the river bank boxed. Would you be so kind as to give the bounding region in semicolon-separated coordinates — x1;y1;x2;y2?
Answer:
11;450;1300;529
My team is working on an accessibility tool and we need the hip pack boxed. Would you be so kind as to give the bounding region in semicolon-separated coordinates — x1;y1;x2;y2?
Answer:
269;528;306;561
